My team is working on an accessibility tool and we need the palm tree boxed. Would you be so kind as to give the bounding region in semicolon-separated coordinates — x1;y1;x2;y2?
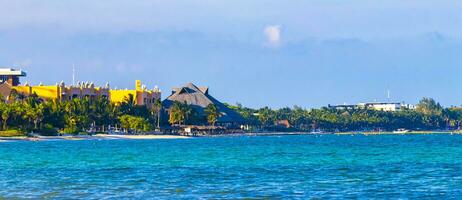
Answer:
205;104;221;127
169;101;185;125
7;89;17;103
151;99;162;128
121;94;136;115
1;104;12;130
181;102;192;125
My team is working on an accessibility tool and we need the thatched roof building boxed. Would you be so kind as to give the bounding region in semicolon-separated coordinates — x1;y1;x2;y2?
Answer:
163;83;245;124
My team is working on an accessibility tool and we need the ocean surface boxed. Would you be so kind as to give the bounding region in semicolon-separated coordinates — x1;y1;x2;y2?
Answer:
1;134;462;199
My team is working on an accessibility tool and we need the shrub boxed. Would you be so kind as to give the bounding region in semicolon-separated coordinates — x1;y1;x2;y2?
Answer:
39;124;58;136
0;129;27;137
63;126;80;135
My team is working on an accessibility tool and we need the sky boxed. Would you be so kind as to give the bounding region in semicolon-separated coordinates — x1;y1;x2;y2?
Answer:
1;0;462;108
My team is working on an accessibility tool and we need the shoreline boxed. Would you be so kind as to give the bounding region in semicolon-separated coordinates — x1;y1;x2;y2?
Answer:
0;134;190;142
1;131;461;142
335;131;462;135
94;134;189;140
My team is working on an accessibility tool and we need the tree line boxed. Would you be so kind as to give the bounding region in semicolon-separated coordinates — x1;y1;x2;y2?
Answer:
0;90;224;135
227;98;462;132
0;92;163;135
167;101;221;126
1;91;460;135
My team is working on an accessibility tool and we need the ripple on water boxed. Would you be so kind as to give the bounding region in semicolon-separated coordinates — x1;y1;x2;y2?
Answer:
0;134;462;198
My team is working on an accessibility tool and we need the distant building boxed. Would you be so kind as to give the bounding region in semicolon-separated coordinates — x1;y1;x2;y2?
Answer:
329;102;415;112
358;102;401;111
0;68;26;86
109;80;161;107
327;104;358;110
0;68;160;107
163;83;245;126
275;120;291;128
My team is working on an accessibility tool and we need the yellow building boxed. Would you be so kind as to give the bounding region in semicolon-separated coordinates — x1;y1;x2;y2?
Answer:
0;68;161;106
12;81;110;102
109;80;161;107
11;80;161;106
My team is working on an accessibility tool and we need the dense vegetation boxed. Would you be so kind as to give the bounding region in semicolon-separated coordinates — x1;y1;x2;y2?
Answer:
1;90;461;136
0;92;162;135
227;98;462;132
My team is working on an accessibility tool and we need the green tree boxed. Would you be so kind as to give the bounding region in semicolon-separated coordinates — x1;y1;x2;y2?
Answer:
169;101;185;125
205;104;221;126
0;103;13;130
257;107;275;127
119;114;152;134
416;97;443;116
151;99;162;128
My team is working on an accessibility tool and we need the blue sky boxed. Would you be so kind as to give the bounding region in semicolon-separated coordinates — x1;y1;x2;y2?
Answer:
1;0;462;108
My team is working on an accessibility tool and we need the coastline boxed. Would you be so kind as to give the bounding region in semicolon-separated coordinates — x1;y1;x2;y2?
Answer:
93;134;189;140
335;130;462;135
0;134;190;142
1;131;461;142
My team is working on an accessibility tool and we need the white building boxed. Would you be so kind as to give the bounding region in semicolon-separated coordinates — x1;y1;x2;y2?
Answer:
329;102;415;112
358;102;415;112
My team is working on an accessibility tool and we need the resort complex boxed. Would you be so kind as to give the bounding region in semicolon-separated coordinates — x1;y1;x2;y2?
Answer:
0;67;249;136
0;68;161;107
328;102;415;112
0;67;460;136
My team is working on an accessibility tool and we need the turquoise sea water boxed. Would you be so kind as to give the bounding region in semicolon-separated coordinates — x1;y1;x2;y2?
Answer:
1;134;462;199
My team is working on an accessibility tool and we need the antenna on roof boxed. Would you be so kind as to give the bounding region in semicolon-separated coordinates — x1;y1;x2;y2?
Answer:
72;64;76;86
387;89;390;102
387;84;390;103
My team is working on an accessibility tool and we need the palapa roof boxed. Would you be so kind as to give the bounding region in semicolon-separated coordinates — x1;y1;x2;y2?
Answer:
163;83;245;123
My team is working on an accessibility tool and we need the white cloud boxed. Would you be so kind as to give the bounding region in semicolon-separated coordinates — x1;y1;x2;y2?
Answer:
115;63;143;73
13;59;32;69
264;25;282;47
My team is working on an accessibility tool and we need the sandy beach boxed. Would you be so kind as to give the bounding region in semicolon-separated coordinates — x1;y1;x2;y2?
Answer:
0;134;190;141
93;134;190;140
335;131;462;135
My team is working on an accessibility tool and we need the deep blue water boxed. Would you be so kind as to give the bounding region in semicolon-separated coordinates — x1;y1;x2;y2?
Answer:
1;134;462;199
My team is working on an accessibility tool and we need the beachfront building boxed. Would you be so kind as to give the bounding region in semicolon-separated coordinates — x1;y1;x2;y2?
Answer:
13;81;111;102
329;102;415;112
0;68;161;107
109;80;161;107
327;104;358;110
359;102;415;111
0;68;26;86
162;83;245;126
358;102;402;111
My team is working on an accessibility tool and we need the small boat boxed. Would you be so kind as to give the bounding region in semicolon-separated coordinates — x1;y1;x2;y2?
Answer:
310;129;329;134
393;128;410;134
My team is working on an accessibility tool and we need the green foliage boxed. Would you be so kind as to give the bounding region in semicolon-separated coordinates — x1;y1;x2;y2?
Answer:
39;124;58;136
0;129;26;137
1;93;460;135
227;97;461;132
168;101;194;125
151;99;162;128
205;104;221;126
63;126;80;134
416;97;443;115
0;94;157;135
119;114;152;133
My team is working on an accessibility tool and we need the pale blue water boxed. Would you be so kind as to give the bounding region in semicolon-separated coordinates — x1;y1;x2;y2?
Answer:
1;134;462;199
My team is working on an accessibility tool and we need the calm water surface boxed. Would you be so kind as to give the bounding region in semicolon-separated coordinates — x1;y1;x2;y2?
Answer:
1;134;462;199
